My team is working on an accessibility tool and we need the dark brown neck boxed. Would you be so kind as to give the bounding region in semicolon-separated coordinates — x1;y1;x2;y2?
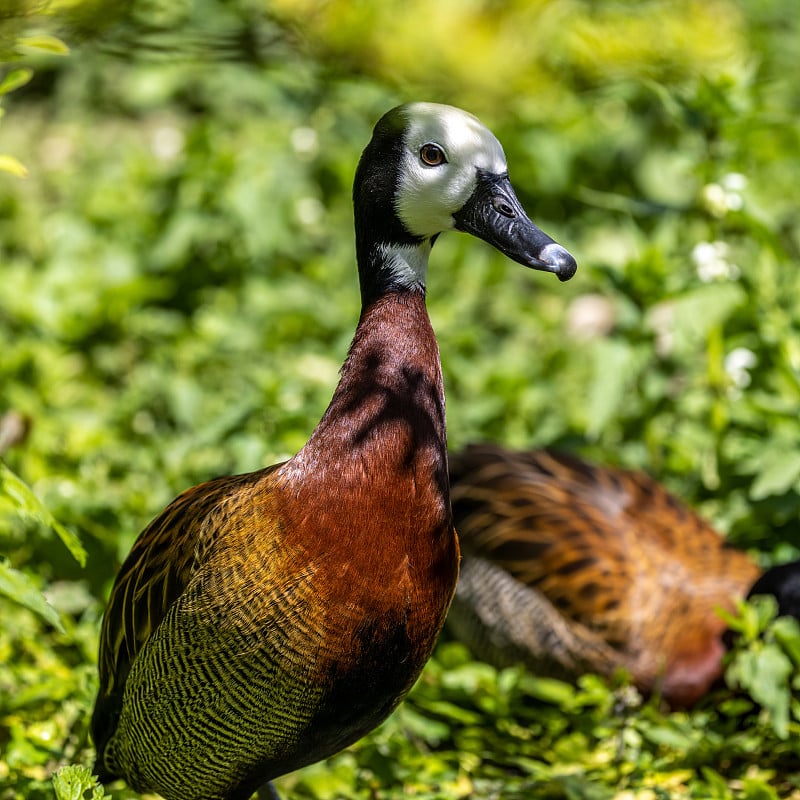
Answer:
287;289;449;522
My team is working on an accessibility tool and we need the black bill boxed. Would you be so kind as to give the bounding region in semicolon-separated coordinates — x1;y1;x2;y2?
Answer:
453;171;577;282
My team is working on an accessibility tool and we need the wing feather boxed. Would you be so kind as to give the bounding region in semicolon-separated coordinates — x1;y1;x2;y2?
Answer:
92;466;281;767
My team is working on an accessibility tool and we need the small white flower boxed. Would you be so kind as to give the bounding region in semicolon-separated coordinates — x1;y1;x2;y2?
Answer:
702;173;746;217
702;183;728;217
691;240;740;283
290;126;319;160
648;302;675;357
722;172;747;192
724;347;757;391
724;192;743;211
151;125;185;161
294;196;324;228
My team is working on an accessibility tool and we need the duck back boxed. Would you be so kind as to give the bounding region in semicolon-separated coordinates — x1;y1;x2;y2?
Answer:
448;444;761;706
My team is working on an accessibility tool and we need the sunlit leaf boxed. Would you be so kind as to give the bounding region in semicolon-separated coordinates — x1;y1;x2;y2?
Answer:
700;767;731;797
742;776;781;800
0;154;28;177
640;721;694;749
586;339;636;439
0;67;33;96
730;646;792;738
52;765;106;800
519;674;576;708
0;559;64;633
750;449;800;500
15;35;70;56
771;616;800;667
0;463;87;566
652;283;746;354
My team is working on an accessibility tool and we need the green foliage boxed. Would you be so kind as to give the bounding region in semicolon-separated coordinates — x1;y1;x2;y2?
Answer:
0;556;64;632
1;0;800;797
723;597;800;740
0;3;70;176
52;765;107;800
0;66;33;177
276;639;800;799
0;458;86;636
0;463;86;566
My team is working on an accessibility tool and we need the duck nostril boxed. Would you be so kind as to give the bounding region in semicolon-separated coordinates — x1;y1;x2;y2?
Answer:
492;197;516;218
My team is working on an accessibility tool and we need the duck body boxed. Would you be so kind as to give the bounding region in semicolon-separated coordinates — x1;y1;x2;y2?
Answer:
448;444;761;707
95;292;456;800
92;104;576;799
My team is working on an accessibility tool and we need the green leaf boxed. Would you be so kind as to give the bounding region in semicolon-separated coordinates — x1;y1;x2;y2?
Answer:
721;595;779;650
734;645;793;738
0;462;87;566
700;766;732;799
15;34;70;56
586;339;636;439
716;601;747;634
0;154;28;177
742;777;780;800
640;721;694;749
415;698;483;725
662;283;746;352
0;67;33;96
749;449;800;500
52;764;106;799
0;559;64;633
772;616;800;667
519;674;577;708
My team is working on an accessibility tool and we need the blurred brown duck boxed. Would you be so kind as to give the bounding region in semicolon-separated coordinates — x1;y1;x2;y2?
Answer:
90;104;577;800
447;443;765;708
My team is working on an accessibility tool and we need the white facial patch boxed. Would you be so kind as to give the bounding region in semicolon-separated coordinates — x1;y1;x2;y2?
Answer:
394;103;508;239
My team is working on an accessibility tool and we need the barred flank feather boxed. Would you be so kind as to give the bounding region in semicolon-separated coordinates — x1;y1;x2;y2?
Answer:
448;444;762;708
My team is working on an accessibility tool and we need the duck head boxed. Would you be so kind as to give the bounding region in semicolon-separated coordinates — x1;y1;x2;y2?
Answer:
354;102;577;305
748;559;800;620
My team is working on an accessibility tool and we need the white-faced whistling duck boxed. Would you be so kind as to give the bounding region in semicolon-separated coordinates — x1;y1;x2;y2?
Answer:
91;104;577;800
447;444;776;708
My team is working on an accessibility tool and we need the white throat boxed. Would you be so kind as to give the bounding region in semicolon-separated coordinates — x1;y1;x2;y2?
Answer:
380;241;432;290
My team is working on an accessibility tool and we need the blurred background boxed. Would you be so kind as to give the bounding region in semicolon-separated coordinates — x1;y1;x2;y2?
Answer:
1;1;799;797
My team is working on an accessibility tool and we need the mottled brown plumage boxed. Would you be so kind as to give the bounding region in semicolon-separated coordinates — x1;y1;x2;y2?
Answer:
91;103;576;800
448;444;761;707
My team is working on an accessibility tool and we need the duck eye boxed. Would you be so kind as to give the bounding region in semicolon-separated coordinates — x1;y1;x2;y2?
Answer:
420;143;446;167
